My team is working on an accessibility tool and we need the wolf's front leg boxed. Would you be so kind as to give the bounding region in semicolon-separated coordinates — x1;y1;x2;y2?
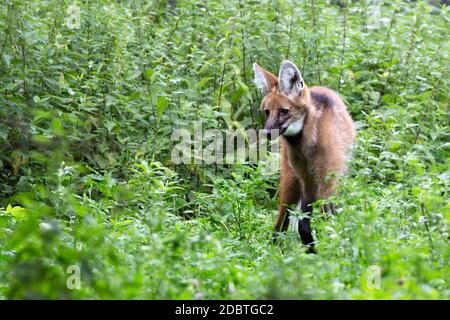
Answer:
273;171;301;241
298;192;316;253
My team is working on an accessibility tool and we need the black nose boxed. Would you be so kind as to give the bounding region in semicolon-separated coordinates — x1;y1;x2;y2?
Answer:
263;128;272;140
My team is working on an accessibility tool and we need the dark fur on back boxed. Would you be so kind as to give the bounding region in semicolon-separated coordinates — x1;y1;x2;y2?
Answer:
310;86;343;109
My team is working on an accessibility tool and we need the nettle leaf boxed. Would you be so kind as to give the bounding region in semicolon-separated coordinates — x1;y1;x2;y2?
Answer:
156;95;169;121
105;95;115;107
216;37;227;49
5;204;27;220
220;98;232;129
145;69;154;80
0;123;9;141
127;70;142;81
105;120;116;133
196;77;212;89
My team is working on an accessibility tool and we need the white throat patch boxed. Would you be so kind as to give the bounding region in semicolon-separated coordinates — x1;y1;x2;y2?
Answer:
282;115;305;136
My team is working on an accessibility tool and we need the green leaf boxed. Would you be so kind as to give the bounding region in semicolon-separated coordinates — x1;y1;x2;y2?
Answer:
156;96;169;121
127;70;142;81
5;204;27;220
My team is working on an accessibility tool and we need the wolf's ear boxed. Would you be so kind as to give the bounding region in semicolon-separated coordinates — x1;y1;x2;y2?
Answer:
278;60;305;99
253;63;277;96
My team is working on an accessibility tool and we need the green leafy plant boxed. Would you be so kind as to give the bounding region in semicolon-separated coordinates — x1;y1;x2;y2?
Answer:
0;0;448;299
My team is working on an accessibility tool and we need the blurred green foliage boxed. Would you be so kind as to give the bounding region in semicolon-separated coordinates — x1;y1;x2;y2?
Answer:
0;0;449;299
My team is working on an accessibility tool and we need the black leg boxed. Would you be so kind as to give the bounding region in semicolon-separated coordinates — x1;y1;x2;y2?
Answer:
330;203;336;215
322;203;337;215
298;198;316;253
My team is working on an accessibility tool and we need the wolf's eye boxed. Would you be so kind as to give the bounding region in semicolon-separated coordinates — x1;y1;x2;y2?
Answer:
264;110;270;117
280;108;289;115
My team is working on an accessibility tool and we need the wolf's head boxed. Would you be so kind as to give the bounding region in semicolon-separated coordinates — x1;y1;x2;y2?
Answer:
253;60;312;138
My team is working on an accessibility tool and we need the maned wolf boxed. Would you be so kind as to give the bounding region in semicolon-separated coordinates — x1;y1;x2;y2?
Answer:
253;60;355;253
